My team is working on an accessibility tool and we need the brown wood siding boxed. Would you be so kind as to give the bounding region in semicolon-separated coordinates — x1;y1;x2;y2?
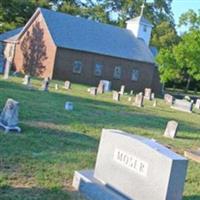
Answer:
53;48;157;92
13;13;56;78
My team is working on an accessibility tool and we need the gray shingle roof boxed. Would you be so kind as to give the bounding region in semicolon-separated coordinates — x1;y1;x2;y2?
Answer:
40;8;154;64
0;8;154;64
0;28;22;42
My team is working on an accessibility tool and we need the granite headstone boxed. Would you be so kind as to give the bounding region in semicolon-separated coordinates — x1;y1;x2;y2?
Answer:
171;99;193;113
73;129;188;200
164;94;174;105
97;81;104;94
64;81;71;90
134;93;143;107
144;88;152;100
0;99;21;133
195;99;200;109
164;120;178;139
113;91;120;101
90;87;97;96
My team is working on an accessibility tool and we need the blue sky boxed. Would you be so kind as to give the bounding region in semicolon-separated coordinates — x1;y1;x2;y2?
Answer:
171;0;200;33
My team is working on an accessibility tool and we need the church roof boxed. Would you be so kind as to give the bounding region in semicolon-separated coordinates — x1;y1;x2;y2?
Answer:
0;28;22;42
0;8;155;64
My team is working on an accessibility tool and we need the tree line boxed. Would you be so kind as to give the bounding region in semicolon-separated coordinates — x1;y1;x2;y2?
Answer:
0;0;199;91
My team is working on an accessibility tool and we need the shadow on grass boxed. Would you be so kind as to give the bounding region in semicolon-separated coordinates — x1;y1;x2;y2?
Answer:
0;185;84;200
183;196;200;200
0;79;199;141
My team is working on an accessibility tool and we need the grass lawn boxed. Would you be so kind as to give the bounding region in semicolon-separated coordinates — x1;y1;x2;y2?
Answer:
0;75;200;200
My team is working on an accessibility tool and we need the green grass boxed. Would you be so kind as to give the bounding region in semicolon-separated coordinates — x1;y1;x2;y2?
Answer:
0;75;200;200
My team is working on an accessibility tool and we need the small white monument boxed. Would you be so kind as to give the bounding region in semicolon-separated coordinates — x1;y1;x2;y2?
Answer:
0;99;21;133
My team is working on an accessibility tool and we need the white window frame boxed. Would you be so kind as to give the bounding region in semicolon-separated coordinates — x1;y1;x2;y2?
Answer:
73;60;82;74
94;63;103;76
131;69;140;81
113;66;122;79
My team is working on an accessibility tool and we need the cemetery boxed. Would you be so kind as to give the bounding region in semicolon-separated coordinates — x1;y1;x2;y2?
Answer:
0;75;200;200
0;1;200;199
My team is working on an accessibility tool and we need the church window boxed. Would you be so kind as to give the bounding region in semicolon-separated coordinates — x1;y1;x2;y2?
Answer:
94;63;103;76
113;66;122;79
73;60;82;74
131;69;140;81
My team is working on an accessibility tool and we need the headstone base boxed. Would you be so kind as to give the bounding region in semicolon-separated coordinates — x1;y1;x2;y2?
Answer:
73;170;128;200
184;149;200;163
0;122;21;133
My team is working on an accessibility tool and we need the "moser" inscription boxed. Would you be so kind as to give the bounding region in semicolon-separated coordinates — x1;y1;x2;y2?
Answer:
113;148;148;176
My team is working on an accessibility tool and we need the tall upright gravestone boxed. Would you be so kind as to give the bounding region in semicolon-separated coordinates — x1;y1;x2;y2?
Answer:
134;93;143;107
113;91;120;101
0;99;21;133
73;129;188;200
97;81;104;94
164;120;178;139
195;99;200;109
41;77;50;91
144;88;152;100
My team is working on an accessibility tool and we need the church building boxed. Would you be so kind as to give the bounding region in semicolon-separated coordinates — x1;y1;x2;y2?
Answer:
0;7;162;93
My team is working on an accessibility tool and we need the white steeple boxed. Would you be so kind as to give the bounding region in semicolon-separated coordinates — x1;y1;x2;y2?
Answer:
126;3;153;46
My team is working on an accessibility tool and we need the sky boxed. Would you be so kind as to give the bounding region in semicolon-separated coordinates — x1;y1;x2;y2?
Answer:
171;0;200;33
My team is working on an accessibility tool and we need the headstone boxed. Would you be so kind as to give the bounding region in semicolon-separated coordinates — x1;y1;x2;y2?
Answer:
153;100;157;107
64;81;71;90
97;81;104;94
128;97;132;102
0;99;21;133
171;99;193;113
130;90;133;96
184;149;200;163
164;94;174;105
64;102;73;111
22;75;31;86
100;80;111;92
73;129;188;200
164;120;178;139
144;88;152;100
41;77;50;91
195;99;200;109
90;87;97;96
113;91;120;101
119;85;125;95
134;93;143;107
55;84;59;90
151;93;155;100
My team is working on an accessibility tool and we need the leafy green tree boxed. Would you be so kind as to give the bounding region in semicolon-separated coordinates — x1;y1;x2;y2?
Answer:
157;30;200;90
151;21;179;49
156;48;182;84
179;9;200;31
174;30;200;90
0;0;50;33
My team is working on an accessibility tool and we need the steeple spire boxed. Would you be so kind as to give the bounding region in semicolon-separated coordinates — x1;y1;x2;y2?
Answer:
140;2;145;16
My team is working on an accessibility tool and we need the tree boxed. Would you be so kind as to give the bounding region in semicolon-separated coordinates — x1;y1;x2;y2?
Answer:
179;9;200;31
151;21;179;50
156;30;200;91
174;30;200;90
156;48;182;84
0;0;50;33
